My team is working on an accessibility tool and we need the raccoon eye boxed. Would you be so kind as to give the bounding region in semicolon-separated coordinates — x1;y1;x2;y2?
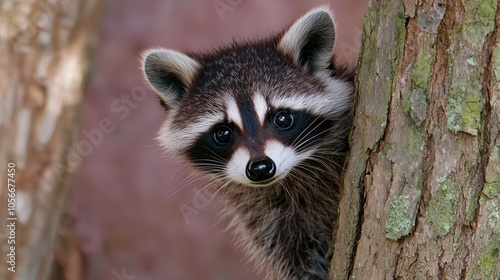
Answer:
274;111;294;130
213;125;233;145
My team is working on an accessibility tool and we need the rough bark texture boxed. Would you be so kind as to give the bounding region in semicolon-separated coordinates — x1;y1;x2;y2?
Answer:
0;1;105;279
330;0;500;279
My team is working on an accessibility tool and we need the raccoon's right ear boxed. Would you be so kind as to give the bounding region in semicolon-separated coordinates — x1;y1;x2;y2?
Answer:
278;7;335;71
141;49;200;108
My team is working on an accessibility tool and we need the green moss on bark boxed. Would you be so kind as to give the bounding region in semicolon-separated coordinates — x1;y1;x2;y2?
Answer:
446;0;497;136
484;145;500;198
426;176;456;236
446;83;483;136
474;238;500;279
385;195;413;240
403;50;433;125
462;0;497;48
411;50;433;89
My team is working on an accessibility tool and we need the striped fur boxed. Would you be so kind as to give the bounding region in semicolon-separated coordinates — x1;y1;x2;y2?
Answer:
142;6;354;280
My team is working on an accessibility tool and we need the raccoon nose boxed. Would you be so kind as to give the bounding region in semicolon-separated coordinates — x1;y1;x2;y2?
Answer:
246;157;276;182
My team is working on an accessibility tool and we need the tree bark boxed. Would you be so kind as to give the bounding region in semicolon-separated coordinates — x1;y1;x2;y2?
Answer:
0;1;105;279
330;0;500;279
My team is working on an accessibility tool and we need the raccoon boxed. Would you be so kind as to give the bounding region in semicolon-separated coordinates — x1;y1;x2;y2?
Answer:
141;6;354;280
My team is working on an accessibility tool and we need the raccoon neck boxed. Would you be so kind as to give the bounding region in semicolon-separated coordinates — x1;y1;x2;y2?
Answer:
221;168;341;280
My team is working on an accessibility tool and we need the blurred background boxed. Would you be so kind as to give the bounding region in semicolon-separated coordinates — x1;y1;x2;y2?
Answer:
1;0;368;279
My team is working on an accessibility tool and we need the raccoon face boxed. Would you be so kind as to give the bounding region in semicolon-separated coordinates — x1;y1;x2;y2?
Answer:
142;7;353;187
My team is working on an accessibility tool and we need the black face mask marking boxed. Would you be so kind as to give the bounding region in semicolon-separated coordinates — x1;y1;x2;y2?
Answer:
185;102;332;177
186;122;238;174
267;108;332;152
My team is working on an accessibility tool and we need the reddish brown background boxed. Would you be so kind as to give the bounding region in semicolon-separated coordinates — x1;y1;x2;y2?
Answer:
69;0;369;279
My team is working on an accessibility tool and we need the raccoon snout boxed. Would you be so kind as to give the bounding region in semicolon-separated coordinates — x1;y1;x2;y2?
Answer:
245;157;276;182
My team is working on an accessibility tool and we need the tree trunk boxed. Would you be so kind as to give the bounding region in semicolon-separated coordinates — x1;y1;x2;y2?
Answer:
330;0;500;279
0;1;105;279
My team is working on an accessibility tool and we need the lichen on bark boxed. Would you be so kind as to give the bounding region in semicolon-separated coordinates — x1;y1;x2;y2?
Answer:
330;0;500;279
385;194;413;240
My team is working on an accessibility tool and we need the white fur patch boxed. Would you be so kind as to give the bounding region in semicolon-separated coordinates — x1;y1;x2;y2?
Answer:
226;97;244;130
264;140;305;182
268;78;352;118
156;109;225;153
226;147;251;185
253;93;268;126
225;141;314;187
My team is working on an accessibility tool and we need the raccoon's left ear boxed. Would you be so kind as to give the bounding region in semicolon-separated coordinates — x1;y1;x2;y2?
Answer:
141;48;200;109
278;6;335;71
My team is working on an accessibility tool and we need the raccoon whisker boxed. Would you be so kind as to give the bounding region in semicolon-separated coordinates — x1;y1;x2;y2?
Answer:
305;155;338;174
284;171;301;182
279;181;299;209
283;180;313;207
296;162;326;175
292;123;333;151
154;170;204;206
193;162;224;171
203;157;228;165
288;128;338;168
274;130;329;178
289;167;316;185
176;177;225;217
191;164;226;171
297;119;335;149
290;115;325;148
191;159;227;169
210;178;232;201
292;133;330;154
212;196;227;225
156;164;183;197
313;136;344;147
308;150;344;171
200;143;227;162
290;115;324;147
181;169;213;187
282;172;311;198
207;182;230;218
297;165;330;185
294;165;329;187
312;145;344;153
193;157;226;164
152;143;169;158
211;180;235;225
296;166;323;186
170;169;224;199
213;200;227;226
312;148;345;160
288;164;307;177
